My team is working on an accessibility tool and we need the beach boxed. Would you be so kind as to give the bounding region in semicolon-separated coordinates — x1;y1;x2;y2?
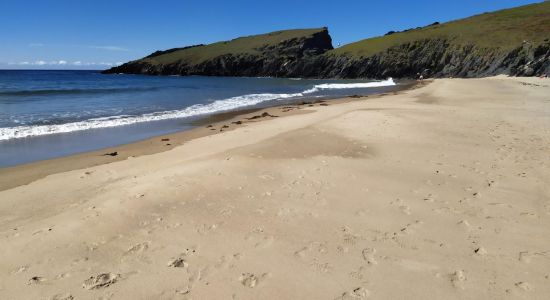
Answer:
0;76;549;299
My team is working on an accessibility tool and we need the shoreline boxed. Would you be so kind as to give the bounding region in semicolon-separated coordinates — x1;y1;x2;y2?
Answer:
0;81;419;191
1;76;549;299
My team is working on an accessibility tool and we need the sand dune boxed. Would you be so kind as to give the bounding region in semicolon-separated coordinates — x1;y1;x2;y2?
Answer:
1;76;549;299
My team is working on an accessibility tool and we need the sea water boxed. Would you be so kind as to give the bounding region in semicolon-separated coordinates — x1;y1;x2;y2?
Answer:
0;70;398;167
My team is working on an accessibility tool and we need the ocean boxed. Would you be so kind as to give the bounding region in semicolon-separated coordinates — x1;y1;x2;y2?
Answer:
0;70;399;167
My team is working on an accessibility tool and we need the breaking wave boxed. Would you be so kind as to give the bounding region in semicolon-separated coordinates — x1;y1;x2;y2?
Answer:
0;78;395;140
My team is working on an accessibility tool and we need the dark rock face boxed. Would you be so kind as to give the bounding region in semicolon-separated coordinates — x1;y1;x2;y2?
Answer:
104;29;334;77
291;39;550;79
104;34;550;79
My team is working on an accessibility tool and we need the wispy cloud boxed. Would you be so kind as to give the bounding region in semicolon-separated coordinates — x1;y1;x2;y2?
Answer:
26;43;130;52
89;46;129;52
6;60;121;67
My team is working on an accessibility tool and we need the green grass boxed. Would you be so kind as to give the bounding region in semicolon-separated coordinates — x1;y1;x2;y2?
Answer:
331;1;550;57
129;2;550;66
140;28;327;65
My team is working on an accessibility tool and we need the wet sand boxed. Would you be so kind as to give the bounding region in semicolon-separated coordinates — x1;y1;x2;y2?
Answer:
0;82;417;191
0;76;549;299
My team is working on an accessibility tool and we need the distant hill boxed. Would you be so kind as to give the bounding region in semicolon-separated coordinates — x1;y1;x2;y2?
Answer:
105;2;550;78
103;28;333;77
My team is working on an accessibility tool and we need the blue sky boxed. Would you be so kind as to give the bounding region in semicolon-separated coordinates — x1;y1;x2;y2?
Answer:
0;0;542;69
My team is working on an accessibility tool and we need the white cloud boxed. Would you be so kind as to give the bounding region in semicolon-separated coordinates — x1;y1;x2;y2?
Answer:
4;60;119;67
90;46;129;52
25;43;130;52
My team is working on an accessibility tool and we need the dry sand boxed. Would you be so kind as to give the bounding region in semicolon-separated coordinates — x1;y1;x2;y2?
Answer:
0;76;549;299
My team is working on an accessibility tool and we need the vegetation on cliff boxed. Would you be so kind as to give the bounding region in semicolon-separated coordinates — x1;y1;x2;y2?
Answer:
104;2;550;78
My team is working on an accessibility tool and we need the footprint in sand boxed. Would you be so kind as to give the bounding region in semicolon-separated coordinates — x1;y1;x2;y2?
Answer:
50;293;74;300
335;287;370;299
294;242;329;260
11;266;28;274
56;273;71;280
349;266;367;280
474;247;488;256
82;273;120;290
399;220;424;235
239;272;270;288
215;253;242;269
125;242;150;255
168;257;188;268
361;248;378;265
245;230;275;248
390;199;412;215
196;223;219;235
311;258;332;273
515;282;532;291
167;247;197;268
71;257;89;266
450;270;467;289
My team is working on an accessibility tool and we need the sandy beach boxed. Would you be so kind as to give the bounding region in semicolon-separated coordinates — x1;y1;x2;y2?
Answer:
1;76;549;299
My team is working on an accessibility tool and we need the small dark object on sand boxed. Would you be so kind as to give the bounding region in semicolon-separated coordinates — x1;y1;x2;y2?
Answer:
298;101;313;106
206;124;213;128
232;120;243;125
103;151;118;157
247;112;278;120
28;276;44;285
222;125;229;129
161;138;170;142
166;143;171;146
348;95;363;98
320;103;329;106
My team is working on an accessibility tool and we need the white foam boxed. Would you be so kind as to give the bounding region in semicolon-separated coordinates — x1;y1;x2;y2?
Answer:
313;78;395;90
0;79;395;141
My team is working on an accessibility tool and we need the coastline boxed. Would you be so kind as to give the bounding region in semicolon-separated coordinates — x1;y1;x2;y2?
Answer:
1;76;549;299
0;81;418;191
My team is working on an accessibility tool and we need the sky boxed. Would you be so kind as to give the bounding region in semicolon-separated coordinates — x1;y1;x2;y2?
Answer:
0;0;543;70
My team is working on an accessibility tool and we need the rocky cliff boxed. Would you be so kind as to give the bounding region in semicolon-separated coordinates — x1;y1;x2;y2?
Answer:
103;28;334;77
292;39;550;78
104;2;550;78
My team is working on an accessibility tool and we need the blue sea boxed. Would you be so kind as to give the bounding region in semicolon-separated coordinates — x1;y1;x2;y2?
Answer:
0;70;399;167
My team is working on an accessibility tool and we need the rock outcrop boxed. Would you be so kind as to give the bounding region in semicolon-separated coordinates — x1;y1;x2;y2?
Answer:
104;28;334;77
103;2;550;79
295;39;550;78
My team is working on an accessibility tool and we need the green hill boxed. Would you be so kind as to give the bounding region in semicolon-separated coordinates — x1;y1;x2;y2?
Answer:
143;28;331;65
332;1;550;57
104;28;333;76
105;2;550;78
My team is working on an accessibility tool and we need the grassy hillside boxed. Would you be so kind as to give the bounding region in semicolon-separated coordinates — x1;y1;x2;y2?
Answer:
106;2;550;78
139;28;329;65
331;1;550;57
